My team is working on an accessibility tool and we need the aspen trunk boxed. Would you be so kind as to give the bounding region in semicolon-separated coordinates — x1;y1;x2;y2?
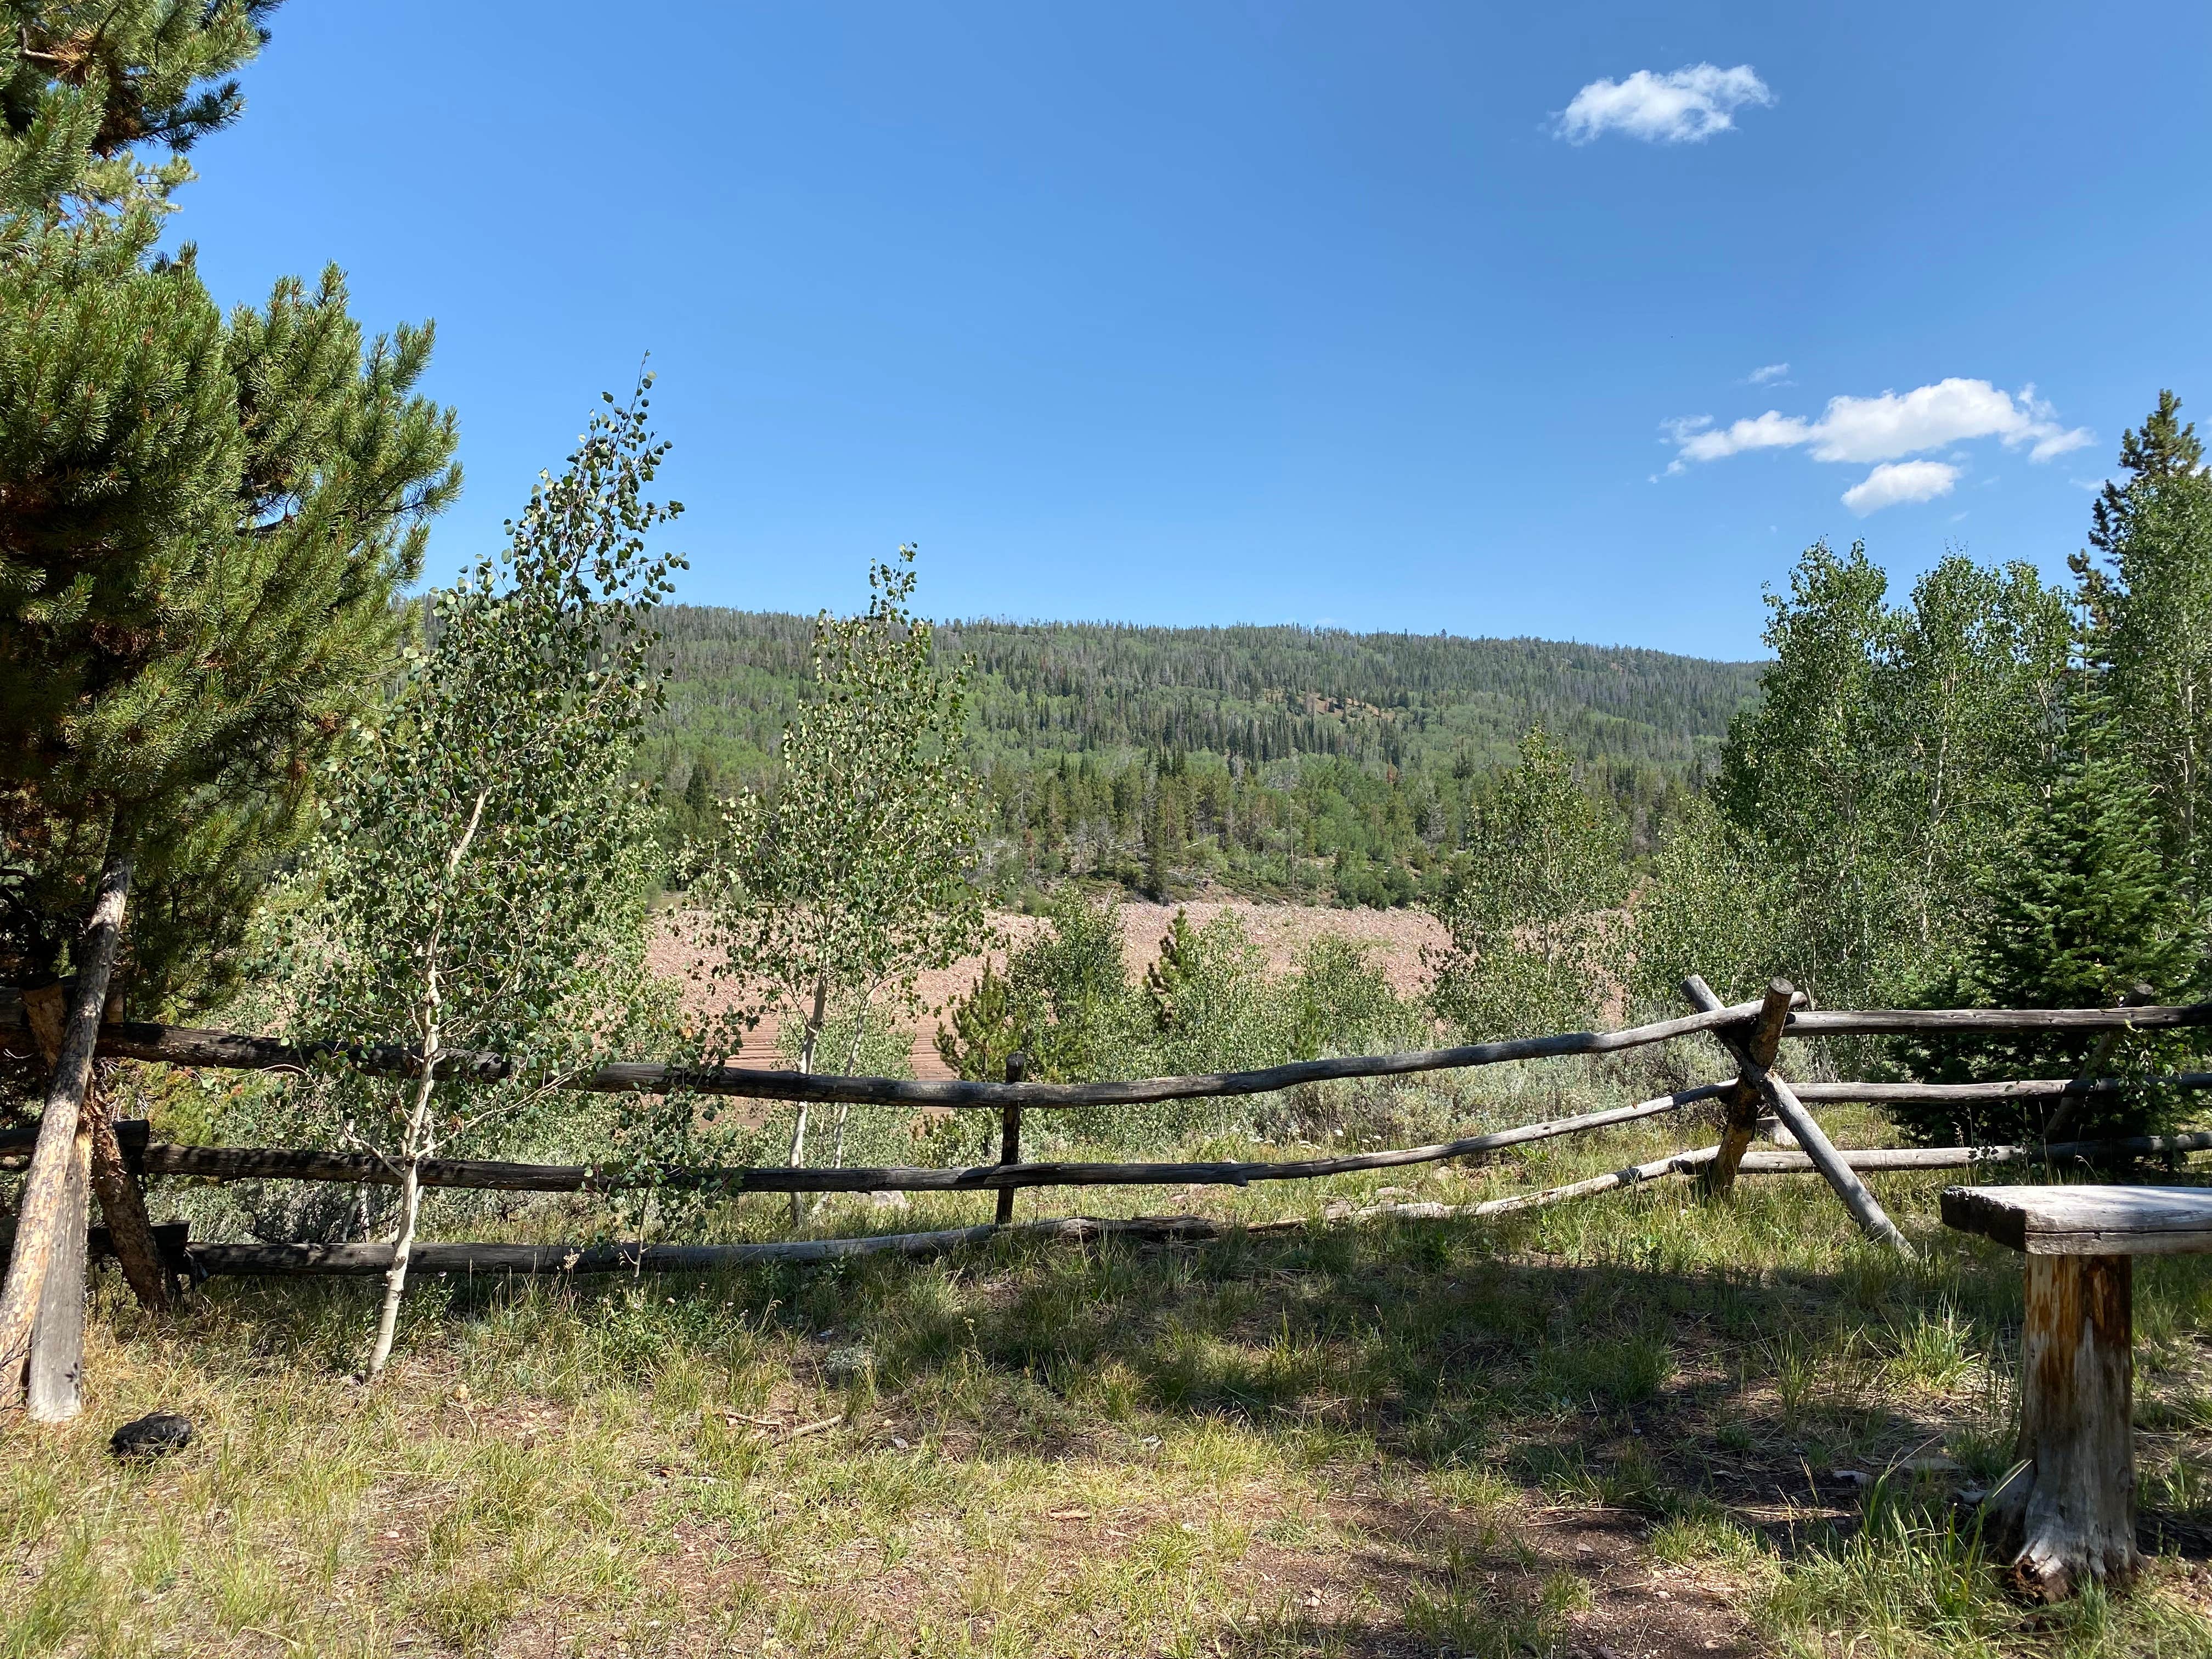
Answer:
364;788;483;1379
366;1055;438;1379
787;975;826;1228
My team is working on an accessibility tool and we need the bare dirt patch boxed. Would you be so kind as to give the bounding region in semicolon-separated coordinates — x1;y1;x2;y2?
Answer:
646;900;1447;1077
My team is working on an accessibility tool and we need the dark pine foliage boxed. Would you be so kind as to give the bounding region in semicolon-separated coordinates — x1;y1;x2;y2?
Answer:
1892;682;2203;1146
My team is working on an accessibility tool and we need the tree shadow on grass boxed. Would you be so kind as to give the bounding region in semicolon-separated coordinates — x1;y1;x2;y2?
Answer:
180;1204;2212;1651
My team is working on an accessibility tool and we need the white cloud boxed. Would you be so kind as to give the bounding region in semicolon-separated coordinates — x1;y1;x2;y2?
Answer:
1664;377;2094;480
1842;461;1959;516
1747;363;1791;385
1666;409;1808;468
1555;64;1774;145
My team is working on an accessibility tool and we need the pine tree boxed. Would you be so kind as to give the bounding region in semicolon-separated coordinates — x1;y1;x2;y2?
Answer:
2072;393;2212;899
0;2;459;1020
1894;679;2200;1145
2079;390;2203;596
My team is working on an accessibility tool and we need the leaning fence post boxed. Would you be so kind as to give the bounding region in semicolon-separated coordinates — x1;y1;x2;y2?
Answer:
995;1052;1028;1226
1741;976;1914;1256
1684;975;1792;1199
0;849;133;1414
22;985;171;1315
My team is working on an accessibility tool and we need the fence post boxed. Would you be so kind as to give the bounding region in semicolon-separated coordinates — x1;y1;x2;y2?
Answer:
22;986;171;1315
995;1052;1027;1226
2040;983;2154;1144
1683;975;1792;1199
0;849;132;1415
1745;976;1914;1255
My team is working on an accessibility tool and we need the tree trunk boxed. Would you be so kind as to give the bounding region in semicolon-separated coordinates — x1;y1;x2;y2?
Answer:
366;1055;437;1379
1989;1255;2138;1600
365;788;483;1379
0;849;133;1410
787;975;826;1228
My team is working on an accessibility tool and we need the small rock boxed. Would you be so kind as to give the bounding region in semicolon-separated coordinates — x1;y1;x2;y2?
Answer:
1897;1454;1961;1474
866;1190;911;1211
109;1413;191;1461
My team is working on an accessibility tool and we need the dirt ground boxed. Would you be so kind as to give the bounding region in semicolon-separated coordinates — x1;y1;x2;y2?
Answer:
645;900;1448;1077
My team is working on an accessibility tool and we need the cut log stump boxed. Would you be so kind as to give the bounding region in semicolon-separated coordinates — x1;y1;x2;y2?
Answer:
1989;1254;2137;1598
1941;1183;2212;1598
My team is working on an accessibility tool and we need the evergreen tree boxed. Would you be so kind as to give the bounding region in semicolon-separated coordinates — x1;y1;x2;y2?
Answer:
936;890;1130;1084
0;1;458;1020
1894;679;2201;1145
2079;389;2203;605
2073;392;2212;899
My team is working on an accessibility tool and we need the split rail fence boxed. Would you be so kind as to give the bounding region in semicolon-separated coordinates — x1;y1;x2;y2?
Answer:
5;975;2212;1421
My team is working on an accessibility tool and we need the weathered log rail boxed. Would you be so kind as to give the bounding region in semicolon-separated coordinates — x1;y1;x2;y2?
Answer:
9;986;2210;1292
5;995;1784;1105
10;993;2208;1110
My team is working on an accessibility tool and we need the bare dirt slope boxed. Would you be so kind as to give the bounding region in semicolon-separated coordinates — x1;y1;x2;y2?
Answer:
646;900;1447;1077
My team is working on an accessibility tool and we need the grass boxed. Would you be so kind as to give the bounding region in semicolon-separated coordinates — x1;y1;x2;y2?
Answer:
5;1085;2212;1656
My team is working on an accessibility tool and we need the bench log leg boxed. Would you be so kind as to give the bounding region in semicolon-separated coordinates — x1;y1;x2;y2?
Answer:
1991;1254;2138;1599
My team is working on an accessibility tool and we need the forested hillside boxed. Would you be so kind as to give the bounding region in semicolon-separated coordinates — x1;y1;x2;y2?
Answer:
645;611;1762;904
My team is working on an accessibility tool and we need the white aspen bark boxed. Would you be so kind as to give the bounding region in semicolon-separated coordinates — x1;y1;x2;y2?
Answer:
366;1051;437;1378
816;1004;874;1216
787;972;827;1227
365;791;483;1380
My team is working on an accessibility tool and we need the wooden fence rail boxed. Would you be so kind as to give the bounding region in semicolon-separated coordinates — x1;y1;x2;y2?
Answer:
7;996;1782;1104
10;994;2210;1109
9;984;2211;1376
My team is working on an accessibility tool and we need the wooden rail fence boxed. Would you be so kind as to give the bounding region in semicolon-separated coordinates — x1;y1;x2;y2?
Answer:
5;978;2210;1419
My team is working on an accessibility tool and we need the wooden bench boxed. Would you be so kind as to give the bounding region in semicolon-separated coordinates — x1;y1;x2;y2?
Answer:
1940;1183;2212;1598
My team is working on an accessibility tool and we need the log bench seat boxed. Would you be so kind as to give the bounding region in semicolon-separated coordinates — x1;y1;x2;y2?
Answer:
1940;1183;2212;1598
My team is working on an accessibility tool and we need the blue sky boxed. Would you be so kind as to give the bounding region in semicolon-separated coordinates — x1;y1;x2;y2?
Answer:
174;2;2212;658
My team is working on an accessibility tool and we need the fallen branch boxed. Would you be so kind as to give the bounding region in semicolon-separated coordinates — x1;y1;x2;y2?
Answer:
1735;1131;2212;1174
185;1215;1232;1275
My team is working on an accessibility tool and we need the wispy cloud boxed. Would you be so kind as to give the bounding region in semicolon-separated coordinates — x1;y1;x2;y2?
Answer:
1555;64;1774;145
1746;362;1791;386
1843;461;1959;516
